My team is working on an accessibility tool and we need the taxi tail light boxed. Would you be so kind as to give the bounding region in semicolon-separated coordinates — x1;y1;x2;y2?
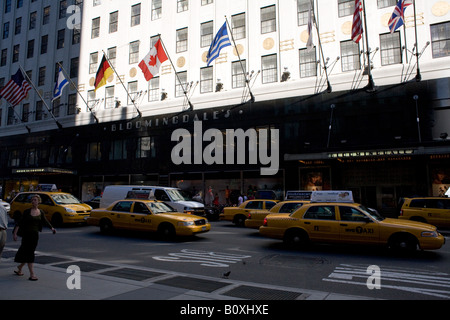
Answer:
263;218;268;226
399;209;403;216
247;213;252;219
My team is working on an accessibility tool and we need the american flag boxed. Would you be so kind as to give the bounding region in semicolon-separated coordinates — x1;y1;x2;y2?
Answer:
0;69;31;107
351;0;363;43
388;0;413;33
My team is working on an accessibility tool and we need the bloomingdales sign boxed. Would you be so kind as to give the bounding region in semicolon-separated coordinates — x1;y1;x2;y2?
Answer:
111;110;232;132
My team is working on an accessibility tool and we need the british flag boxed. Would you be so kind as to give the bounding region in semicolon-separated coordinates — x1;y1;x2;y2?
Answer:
388;0;413;33
351;0;363;43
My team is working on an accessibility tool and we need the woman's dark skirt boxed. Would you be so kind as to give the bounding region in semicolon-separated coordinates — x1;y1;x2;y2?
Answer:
14;231;39;263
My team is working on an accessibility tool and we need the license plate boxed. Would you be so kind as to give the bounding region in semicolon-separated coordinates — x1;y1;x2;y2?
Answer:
202;226;206;231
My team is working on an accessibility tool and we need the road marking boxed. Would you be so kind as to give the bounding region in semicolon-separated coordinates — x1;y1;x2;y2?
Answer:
323;264;450;299
152;249;251;267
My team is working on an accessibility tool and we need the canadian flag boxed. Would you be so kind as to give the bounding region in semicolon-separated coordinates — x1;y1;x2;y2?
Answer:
139;39;168;81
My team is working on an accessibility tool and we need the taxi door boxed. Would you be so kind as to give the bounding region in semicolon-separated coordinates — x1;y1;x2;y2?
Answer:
301;205;340;242
109;201;133;229
337;206;380;244
425;199;450;228
129;201;153;231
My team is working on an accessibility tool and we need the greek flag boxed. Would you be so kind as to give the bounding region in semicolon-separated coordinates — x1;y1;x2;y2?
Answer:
52;67;69;101
206;22;231;66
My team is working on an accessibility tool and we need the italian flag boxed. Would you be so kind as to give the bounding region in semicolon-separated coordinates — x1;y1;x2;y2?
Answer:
139;39;168;81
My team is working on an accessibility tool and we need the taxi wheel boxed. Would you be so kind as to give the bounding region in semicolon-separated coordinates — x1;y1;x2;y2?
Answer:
158;223;176;239
284;229;309;248
233;215;246;227
99;219;113;234
388;233;418;252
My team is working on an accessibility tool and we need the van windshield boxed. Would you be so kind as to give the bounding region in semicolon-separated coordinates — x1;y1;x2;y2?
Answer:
166;189;185;201
51;194;82;205
147;202;177;213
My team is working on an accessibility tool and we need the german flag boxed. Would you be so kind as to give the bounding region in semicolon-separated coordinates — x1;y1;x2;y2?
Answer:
94;55;114;91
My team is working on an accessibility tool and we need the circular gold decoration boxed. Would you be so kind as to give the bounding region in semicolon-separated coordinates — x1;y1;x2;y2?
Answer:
89;77;95;87
263;38;274;50
300;30;310;43
129;67;137;78
432;2;449;17
342;21;353;35
233;44;244;56
177;56;186;68
202;51;208;63
381;13;391;27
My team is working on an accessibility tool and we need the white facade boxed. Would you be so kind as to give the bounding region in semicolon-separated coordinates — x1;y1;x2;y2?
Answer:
1;0;449;136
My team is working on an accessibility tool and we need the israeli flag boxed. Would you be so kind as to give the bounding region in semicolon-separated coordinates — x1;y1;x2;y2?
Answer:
206;22;231;66
52;67;69;101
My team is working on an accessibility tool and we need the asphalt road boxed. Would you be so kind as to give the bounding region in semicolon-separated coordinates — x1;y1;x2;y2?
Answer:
5;220;450;300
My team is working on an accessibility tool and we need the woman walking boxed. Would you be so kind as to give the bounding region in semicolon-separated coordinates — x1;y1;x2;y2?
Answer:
12;195;56;281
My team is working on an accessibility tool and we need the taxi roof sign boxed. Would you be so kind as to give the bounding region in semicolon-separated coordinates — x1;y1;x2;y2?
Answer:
310;191;354;203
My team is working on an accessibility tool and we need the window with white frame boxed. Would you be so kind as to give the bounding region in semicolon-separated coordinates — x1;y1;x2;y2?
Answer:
200;67;213;93
148;77;160;102
177;0;188;12
377;0;396;9
430;21;450;59
340;40;360;72
89;52;98;74
299;47;317;78
297;0;312;26
136;137;155;158
201;21;213;48
152;0;162;20
261;5;276;34
338;0;353;18
91;17;100;38
105;86;115;109
232;13;246;40
176;28;188;53
262;54;278;83
175;71;187;97
109;11;118;33
129;41;140;64
232;60;246;88
131;3;141;27
380;32;402;66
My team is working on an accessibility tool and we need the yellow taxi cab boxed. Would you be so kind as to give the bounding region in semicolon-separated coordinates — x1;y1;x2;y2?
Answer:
220;199;279;226
87;199;210;237
10;192;92;226
399;197;450;229
260;202;445;251
245;200;309;229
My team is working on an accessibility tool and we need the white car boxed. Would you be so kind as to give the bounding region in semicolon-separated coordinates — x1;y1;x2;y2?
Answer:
1;199;10;213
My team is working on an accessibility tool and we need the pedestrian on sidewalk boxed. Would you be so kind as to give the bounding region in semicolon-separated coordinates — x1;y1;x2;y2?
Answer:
0;204;8;261
12;194;56;281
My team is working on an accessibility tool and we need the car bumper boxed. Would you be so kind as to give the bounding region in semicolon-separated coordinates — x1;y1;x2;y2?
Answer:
259;226;284;240
177;224;211;236
63;214;90;223
244;220;263;229
419;234;446;250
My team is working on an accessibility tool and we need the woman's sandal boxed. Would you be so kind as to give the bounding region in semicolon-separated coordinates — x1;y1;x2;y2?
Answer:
28;277;38;281
14;270;24;276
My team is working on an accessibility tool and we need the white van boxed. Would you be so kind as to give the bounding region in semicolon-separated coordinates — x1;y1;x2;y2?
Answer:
99;185;205;215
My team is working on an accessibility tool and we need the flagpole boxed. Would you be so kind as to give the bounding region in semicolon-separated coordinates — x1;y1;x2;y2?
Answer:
361;0;375;92
413;0;421;81
309;0;332;93
57;62;99;123
225;16;255;103
19;64;63;129
101;50;142;119
158;37;194;111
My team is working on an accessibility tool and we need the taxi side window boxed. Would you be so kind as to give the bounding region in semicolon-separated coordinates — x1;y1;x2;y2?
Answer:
339;206;368;222
303;206;335;220
133;202;150;214
112;201;132;212
265;201;277;210
279;202;303;213
40;194;53;206
426;199;450;209
410;199;426;208
245;201;263;209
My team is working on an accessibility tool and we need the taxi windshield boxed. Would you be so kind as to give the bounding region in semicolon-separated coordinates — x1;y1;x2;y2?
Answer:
359;205;385;221
147;202;177;213
51;194;82;205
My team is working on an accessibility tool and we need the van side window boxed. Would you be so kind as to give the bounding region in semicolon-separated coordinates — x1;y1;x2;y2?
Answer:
154;189;170;201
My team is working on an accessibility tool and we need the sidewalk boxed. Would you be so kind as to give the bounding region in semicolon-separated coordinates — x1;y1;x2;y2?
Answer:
0;248;372;301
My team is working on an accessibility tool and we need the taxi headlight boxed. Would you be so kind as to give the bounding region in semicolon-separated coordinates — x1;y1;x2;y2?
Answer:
178;221;194;227
65;207;77;216
421;231;438;237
